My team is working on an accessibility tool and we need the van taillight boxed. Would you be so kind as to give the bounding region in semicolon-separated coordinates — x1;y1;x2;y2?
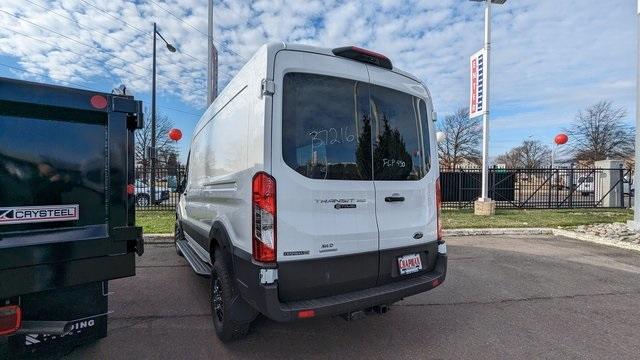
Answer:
436;177;443;242
252;172;276;263
0;305;21;336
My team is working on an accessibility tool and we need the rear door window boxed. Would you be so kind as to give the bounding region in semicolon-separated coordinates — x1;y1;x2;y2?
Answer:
371;85;425;180
282;73;372;180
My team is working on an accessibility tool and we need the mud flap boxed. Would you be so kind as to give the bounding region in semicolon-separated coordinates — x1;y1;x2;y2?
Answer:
2;282;108;357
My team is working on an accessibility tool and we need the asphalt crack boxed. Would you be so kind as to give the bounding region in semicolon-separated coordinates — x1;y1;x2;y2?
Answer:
395;289;640;307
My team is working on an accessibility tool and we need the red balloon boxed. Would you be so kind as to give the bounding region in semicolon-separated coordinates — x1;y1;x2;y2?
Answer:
554;133;568;145
168;128;182;141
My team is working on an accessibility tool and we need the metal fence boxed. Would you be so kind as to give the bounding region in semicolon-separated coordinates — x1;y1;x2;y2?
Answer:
135;165;634;211
134;165;185;211
441;167;633;210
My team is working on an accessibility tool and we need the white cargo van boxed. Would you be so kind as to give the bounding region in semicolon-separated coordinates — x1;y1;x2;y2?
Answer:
175;43;447;341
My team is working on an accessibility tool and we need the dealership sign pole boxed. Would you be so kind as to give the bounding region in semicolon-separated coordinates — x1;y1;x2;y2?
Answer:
470;0;495;215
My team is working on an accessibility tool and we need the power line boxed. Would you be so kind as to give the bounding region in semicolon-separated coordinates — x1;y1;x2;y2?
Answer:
0;62;100;92
148;0;208;38
23;0;207;73
0;9;205;93
77;0;148;35
159;105;203;117
0;62;203;117
0;25;205;96
79;0;210;66
147;0;248;61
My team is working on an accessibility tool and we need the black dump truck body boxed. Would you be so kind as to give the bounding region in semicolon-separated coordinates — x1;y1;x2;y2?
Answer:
0;77;143;355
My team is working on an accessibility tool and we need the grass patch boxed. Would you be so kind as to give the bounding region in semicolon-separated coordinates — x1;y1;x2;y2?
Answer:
135;209;633;233
136;211;174;234
443;208;633;229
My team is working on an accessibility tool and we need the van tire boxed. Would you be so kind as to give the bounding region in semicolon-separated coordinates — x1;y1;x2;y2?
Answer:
136;194;150;207
210;250;251;342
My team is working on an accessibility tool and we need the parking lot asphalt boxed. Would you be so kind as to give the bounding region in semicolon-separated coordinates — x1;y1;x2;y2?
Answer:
64;235;640;360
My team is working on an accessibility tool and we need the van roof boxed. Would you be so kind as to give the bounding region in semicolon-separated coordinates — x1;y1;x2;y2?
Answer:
261;42;424;84
194;42;430;137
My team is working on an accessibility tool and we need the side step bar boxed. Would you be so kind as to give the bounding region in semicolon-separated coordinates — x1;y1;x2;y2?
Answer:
176;239;212;276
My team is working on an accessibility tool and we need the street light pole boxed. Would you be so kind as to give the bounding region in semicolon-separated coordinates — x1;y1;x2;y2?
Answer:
151;22;157;205
150;22;176;206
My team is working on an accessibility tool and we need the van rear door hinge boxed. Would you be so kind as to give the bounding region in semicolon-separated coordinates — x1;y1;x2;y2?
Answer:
261;79;275;97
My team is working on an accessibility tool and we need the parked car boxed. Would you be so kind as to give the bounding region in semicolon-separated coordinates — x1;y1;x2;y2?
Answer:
135;179;169;206
576;176;595;196
175;43;446;341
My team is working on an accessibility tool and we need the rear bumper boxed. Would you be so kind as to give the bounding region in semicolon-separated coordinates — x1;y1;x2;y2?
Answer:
235;250;447;322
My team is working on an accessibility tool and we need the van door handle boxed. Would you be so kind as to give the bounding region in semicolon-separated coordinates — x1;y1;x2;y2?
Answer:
385;196;405;202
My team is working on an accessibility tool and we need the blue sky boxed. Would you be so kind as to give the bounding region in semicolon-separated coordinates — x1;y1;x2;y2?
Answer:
0;0;637;162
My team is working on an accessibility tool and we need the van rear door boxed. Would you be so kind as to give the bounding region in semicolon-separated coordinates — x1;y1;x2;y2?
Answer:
272;50;379;302
367;66;438;284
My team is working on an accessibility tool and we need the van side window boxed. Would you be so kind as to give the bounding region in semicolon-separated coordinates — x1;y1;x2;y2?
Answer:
418;100;431;173
282;73;372;180
370;85;425;180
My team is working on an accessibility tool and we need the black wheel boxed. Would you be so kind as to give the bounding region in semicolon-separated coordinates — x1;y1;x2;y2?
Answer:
174;222;184;257
210;250;252;342
136;194;150;207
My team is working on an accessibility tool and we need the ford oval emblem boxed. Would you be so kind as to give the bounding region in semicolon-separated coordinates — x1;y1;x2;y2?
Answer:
413;232;423;240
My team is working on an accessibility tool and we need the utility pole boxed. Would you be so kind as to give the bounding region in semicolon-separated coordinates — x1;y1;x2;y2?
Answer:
631;0;640;228
208;0;218;105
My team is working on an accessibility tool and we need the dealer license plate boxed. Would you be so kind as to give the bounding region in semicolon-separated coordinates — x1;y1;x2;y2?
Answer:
398;253;422;275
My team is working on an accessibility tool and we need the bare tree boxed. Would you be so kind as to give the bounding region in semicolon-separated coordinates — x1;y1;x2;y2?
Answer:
437;107;482;170
495;140;552;168
135;110;178;167
565;101;634;164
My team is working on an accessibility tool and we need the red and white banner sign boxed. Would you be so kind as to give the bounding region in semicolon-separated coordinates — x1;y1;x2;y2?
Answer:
470;48;487;119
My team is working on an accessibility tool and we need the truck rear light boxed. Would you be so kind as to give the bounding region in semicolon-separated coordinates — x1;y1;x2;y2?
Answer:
332;46;393;70
297;309;315;319
435;177;443;242
252;172;276;263
127;184;135;195
0;305;21;336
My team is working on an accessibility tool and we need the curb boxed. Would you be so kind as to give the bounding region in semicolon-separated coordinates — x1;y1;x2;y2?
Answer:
445;227;640;253
141;229;640;252
444;228;552;237
551;228;640;253
144;233;173;244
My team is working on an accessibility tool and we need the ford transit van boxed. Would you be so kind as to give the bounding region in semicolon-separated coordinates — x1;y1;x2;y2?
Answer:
175;43;447;341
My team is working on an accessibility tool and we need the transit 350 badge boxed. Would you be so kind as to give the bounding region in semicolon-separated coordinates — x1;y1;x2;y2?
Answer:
0;205;79;225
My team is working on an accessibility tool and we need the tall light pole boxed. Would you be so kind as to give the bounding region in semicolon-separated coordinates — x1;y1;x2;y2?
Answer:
471;0;507;215
151;22;176;204
631;1;640;228
207;1;218;105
